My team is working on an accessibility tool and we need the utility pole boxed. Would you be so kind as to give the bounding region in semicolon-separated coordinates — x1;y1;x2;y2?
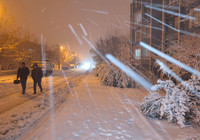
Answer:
149;0;153;72
178;0;181;47
140;0;143;71
120;35;123;59
162;0;165;52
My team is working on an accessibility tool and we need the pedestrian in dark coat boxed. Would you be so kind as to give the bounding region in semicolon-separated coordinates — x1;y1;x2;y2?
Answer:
17;62;30;94
31;63;43;94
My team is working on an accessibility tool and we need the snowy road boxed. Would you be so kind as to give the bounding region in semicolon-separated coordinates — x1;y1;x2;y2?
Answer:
1;70;200;140
19;72;200;140
0;70;82;114
0;69;85;140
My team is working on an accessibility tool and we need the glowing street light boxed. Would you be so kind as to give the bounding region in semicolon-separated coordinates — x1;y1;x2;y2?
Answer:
60;46;64;51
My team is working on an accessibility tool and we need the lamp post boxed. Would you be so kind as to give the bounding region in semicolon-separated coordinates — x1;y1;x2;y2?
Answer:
59;46;66;70
60;46;64;51
0;6;6;28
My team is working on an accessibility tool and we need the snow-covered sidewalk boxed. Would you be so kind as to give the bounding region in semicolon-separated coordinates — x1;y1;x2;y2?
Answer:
21;73;200;140
0;70;82;140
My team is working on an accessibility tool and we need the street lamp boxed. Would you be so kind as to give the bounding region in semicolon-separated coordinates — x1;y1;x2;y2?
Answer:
60;46;64;51
59;46;64;70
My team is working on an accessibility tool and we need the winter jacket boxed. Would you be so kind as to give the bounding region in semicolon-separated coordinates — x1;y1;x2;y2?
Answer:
31;67;43;81
17;67;30;79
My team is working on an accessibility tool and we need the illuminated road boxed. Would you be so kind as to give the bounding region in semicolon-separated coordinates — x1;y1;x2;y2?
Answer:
0;70;84;114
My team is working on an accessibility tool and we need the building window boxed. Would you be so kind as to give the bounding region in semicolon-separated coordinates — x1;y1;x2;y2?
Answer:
135;49;141;59
189;10;195;29
143;27;150;41
196;10;200;23
135;0;139;8
142;48;149;59
135;30;141;42
144;8;150;22
169;0;178;5
189;8;200;29
174;17;179;28
130;3;133;21
136;13;142;24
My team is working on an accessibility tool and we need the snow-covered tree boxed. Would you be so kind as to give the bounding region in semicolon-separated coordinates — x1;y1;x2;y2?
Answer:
141;75;200;128
153;34;200;81
91;30;134;88
95;62;137;88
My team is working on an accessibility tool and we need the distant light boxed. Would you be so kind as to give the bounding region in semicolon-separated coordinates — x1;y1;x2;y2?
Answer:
91;64;96;68
82;62;91;70
60;46;64;50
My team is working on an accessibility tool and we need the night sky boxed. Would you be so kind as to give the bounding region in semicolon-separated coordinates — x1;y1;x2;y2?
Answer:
1;0;130;61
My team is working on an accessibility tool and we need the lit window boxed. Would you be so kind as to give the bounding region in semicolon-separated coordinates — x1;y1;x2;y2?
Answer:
135;49;141;59
136;13;142;24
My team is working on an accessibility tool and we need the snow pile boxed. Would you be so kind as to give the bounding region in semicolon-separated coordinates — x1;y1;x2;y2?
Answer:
141;75;200;128
95;63;137;88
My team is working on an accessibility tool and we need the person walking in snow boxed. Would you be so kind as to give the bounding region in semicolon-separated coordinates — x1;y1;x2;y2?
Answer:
17;62;30;94
31;63;43;94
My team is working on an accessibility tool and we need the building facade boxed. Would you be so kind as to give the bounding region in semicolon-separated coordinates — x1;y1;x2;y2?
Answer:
130;0;200;80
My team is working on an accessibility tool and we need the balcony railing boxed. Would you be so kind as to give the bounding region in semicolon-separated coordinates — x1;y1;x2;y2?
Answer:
168;0;179;6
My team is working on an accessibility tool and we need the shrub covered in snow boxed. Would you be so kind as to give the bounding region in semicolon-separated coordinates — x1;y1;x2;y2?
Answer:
141;75;200;128
153;35;200;81
90;31;136;88
95;63;137;88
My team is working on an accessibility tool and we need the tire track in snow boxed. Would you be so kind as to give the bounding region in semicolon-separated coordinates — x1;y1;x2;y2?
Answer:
0;71;82;115
114;89;168;140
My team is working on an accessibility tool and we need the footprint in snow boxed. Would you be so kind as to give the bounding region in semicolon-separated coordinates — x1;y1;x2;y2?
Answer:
97;127;106;133
100;133;112;136
90;133;96;137
72;132;79;137
114;118;118;121
125;134;132;138
85;120;90;124
119;111;124;115
116;136;125;139
128;118;134;125
72;113;77;117
66;121;72;126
